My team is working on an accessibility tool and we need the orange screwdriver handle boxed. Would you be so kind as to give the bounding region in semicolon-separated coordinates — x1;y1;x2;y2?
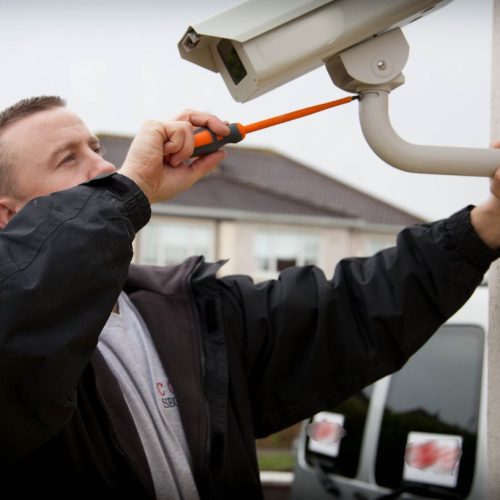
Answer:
192;123;246;157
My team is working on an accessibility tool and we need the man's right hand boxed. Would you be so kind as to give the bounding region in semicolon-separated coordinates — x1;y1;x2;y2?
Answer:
119;110;230;204
471;140;500;249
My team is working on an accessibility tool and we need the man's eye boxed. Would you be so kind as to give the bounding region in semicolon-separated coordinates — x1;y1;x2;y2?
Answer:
62;153;76;163
93;144;104;156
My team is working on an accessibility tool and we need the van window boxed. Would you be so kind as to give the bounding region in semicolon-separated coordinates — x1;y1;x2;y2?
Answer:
305;385;373;478
375;325;484;498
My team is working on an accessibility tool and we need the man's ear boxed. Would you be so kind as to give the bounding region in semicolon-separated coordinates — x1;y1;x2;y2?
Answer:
0;197;19;229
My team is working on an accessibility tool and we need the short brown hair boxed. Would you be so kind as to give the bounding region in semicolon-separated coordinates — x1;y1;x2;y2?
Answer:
0;95;66;196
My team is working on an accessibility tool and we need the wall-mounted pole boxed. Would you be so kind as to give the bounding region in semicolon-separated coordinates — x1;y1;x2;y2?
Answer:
488;2;500;498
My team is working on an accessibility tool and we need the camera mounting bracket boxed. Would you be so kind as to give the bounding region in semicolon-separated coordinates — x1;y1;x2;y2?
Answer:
326;28;500;177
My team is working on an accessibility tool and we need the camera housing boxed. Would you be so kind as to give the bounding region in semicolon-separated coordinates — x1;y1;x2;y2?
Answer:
178;0;451;103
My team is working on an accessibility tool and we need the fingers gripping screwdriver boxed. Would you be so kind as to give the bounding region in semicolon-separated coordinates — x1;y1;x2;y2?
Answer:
191;94;359;157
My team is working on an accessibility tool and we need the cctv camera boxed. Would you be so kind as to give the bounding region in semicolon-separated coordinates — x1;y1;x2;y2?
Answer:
178;0;451;103
179;0;500;177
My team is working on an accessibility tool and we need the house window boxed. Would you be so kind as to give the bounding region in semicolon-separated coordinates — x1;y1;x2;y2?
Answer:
366;235;396;255
255;232;319;273
138;221;214;265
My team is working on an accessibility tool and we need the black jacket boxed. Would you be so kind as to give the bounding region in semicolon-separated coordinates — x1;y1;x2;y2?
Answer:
0;174;497;499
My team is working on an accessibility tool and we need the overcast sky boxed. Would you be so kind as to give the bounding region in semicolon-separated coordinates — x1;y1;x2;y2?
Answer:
0;0;494;221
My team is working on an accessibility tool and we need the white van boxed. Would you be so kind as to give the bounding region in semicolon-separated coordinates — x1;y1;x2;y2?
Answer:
287;285;488;500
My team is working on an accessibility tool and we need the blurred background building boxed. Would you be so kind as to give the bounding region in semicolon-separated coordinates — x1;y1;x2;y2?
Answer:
100;135;423;280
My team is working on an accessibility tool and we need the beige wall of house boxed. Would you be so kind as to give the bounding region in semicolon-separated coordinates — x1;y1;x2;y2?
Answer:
133;213;399;283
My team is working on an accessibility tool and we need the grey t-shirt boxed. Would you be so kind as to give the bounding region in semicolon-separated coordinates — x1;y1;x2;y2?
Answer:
97;292;200;500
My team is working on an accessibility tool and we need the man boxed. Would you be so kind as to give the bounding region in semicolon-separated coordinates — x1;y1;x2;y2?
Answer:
0;96;498;500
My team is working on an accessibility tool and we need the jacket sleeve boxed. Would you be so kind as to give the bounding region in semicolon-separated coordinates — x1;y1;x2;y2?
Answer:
218;207;499;437
0;173;150;463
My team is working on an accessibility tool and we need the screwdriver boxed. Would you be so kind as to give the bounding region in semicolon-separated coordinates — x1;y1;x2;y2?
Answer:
191;94;359;157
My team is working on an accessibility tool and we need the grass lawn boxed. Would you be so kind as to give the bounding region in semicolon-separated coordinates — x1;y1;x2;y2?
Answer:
257;449;295;471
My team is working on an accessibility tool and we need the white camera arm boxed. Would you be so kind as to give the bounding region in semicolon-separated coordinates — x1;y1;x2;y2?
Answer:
360;90;500;176
327;27;500;177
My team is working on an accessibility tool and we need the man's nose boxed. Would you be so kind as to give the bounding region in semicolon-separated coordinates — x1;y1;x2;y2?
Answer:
87;157;117;180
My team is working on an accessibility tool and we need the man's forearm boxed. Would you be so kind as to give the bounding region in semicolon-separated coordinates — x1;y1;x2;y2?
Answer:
0;173;150;464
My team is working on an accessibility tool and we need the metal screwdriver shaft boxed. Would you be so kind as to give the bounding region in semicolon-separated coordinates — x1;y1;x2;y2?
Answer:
191;95;358;157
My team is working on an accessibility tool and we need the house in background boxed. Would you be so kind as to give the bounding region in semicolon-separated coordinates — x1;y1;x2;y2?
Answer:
99;134;424;281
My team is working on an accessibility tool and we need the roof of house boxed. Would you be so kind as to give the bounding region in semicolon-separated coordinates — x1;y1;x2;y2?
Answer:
98;134;424;226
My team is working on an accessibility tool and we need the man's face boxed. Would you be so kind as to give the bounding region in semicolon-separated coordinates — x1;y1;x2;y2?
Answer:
0;106;116;215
